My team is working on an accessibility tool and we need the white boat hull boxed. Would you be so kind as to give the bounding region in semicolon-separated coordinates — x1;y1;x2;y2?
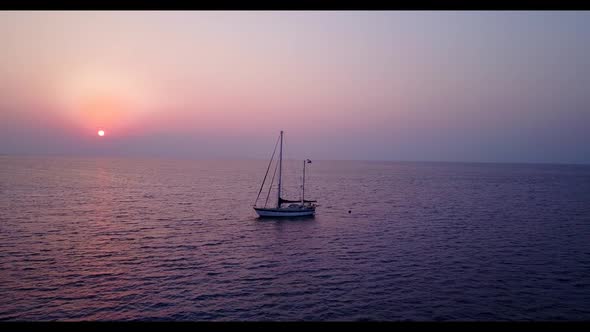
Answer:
254;207;315;217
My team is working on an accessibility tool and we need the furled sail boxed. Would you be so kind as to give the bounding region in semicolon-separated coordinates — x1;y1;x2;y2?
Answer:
279;197;317;204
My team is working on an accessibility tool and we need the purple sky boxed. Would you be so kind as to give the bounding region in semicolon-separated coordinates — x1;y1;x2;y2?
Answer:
1;11;589;164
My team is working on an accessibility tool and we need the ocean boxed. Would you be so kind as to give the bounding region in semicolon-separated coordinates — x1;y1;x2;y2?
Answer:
1;156;589;321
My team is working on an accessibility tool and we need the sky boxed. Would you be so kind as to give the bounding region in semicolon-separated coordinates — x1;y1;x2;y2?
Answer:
1;11;589;164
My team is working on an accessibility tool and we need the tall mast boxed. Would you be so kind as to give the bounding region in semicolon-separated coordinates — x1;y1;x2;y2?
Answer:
277;130;283;208
301;159;305;205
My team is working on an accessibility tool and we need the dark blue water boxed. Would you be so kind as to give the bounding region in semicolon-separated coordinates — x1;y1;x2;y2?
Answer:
1;156;589;321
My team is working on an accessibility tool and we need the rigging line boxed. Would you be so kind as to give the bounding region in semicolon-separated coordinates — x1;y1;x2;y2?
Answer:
281;135;289;199
254;133;280;206
282;134;293;201
283;135;292;200
264;156;280;208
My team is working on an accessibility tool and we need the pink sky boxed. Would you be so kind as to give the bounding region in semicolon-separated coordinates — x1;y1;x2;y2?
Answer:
1;11;589;163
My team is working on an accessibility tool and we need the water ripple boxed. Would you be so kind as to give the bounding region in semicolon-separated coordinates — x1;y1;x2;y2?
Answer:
0;157;589;320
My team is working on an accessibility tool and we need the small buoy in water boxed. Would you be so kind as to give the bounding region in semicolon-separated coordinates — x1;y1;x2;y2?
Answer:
348;210;351;213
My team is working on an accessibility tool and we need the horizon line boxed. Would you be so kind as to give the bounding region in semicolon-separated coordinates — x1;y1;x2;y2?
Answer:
1;152;589;167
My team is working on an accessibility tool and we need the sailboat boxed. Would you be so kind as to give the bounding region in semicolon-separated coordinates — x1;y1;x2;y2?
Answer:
253;131;317;217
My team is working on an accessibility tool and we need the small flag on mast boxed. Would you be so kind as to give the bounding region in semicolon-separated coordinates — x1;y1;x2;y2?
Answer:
306;159;312;164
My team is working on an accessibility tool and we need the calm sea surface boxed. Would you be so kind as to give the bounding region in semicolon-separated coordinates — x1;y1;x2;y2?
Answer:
1;156;589;321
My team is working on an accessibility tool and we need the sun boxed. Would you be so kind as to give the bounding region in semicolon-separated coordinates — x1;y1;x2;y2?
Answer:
98;130;105;137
